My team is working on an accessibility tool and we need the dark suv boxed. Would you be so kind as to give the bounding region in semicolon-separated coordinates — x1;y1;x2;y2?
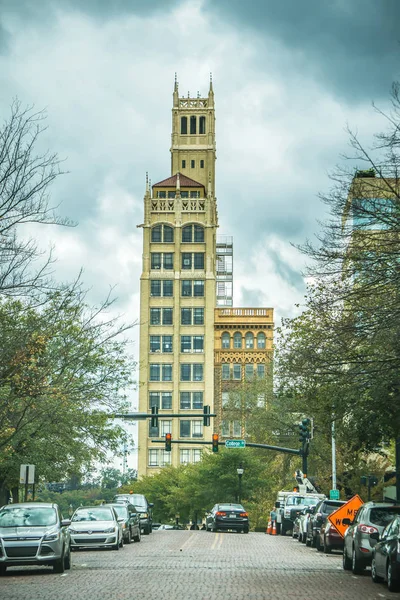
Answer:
113;494;153;535
306;499;346;549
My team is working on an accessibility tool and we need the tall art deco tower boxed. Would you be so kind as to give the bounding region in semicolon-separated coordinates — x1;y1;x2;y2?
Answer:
137;77;218;475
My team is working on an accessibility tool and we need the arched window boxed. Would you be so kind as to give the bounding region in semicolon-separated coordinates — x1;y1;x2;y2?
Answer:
245;332;254;349
182;224;204;243
181;116;187;134
199;116;206;134
190;116;196;134
221;332;230;349
257;332;266;349
163;225;174;243
233;332;242;349
151;225;162;242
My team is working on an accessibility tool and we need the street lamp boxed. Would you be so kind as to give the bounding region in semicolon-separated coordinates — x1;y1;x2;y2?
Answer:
237;464;244;504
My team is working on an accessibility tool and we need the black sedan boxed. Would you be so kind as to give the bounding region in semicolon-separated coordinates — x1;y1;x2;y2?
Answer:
206;504;249;533
371;515;400;592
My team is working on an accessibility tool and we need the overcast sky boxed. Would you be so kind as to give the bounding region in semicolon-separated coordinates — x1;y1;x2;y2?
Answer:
1;1;399;424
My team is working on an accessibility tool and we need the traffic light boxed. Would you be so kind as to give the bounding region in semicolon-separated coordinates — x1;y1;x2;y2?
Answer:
151;405;159;428
299;418;310;443
203;405;211;427
165;433;172;452
212;433;219;453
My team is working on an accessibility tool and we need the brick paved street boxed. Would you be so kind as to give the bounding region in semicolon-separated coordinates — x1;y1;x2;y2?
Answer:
0;531;395;600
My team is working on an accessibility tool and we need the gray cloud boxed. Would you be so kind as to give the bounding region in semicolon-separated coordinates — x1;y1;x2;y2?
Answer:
204;0;400;102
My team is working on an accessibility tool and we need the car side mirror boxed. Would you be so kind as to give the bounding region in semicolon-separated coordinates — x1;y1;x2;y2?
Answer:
61;519;71;527
118;518;125;522
342;518;352;526
370;532;379;541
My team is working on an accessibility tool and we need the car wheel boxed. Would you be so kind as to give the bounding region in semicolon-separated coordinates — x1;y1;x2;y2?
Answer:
243;528;249;534
343;547;351;570
64;546;71;570
133;528;141;543
371;557;383;583
125;528;132;544
306;536;311;547
315;535;321;551
112;539;120;551
281;526;286;536
323;538;331;554
352;547;364;574
53;552;65;573
387;562;400;592
143;525;150;535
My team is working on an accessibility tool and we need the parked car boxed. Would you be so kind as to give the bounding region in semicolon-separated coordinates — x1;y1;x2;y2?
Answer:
306;499;346;549
157;524;175;530
103;503;141;544
343;502;400;574
113;493;153;535
297;507;313;544
371;514;400;592
206;504;249;533
69;505;123;551
152;523;162;530
318;517;344;553
0;502;71;575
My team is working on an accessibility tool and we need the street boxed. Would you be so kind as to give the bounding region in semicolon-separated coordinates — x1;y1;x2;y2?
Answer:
0;530;393;600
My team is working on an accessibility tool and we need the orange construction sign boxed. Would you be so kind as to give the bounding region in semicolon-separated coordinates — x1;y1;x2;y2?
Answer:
328;494;364;538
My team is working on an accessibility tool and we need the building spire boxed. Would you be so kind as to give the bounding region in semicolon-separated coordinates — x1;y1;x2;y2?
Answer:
209;72;213;93
145;171;149;193
173;73;179;107
176;171;181;193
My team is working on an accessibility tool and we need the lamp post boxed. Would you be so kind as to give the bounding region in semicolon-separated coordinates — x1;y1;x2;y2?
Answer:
237;464;244;504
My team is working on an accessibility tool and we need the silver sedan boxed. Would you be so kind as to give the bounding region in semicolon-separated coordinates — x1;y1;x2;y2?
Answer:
69;506;123;551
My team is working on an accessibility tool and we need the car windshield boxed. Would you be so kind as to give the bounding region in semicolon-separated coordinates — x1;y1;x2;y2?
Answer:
0;506;57;527
116;494;147;509
370;508;400;527
72;508;114;522
218;504;244;511
111;505;128;518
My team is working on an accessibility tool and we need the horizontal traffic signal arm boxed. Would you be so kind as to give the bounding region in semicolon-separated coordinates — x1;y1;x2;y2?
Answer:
150;439;301;455
114;412;216;419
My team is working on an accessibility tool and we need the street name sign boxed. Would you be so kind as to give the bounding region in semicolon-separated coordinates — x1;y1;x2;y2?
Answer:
329;489;340;500
328;494;364;538
225;440;246;448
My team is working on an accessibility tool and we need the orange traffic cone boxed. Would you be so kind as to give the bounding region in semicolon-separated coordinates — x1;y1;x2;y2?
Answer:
266;520;272;534
271;521;277;536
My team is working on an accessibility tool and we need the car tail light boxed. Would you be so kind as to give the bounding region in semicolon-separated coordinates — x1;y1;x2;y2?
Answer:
357;524;378;535
239;513;248;517
215;511;226;516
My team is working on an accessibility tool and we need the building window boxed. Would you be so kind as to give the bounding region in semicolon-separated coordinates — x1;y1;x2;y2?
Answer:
149;335;172;353
182;159;186;169
245;332;254;349
193;449;201;463
233;421;242;437
194;253;204;269
161;451;171;466
181;191;189;198
163;253;173;270
221;333;230;349
221;420;230;437
181;307;204;325
162;336;173;352
148;450;159;466
182;253;192;269
257;333;266;348
160;420;172;436
157;191;166;198
257;394;265;408
257;364;265;379
180;449;190;463
151;253;161;269
222;364;230;380
163;280;173;296
181;335;204;353
245;364;254;381
149;364;173;381
149;391;172;410
168;191;176;198
150;280;161;296
190;190;200;198
181;116;187;134
180;363;203;381
190;116;196;134
180;391;203;409
199;116;206;134
150;307;173;325
148;420;159;437
192;421;203;438
151;224;174;243
180;420;191;437
150;336;161;353
181;251;205;270
233;333;242;349
200;159;204;168
181;280;205;297
151;253;174;270
163;308;173;325
233;364;242;380
193;391;203;409
182;224;205;243
222;391;229;407
191;159;195;168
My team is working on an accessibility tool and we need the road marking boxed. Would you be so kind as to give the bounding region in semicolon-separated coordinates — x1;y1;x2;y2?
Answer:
211;533;219;550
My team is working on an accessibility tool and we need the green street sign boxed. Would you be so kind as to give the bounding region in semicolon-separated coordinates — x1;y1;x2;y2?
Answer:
225;439;246;449
330;489;340;500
